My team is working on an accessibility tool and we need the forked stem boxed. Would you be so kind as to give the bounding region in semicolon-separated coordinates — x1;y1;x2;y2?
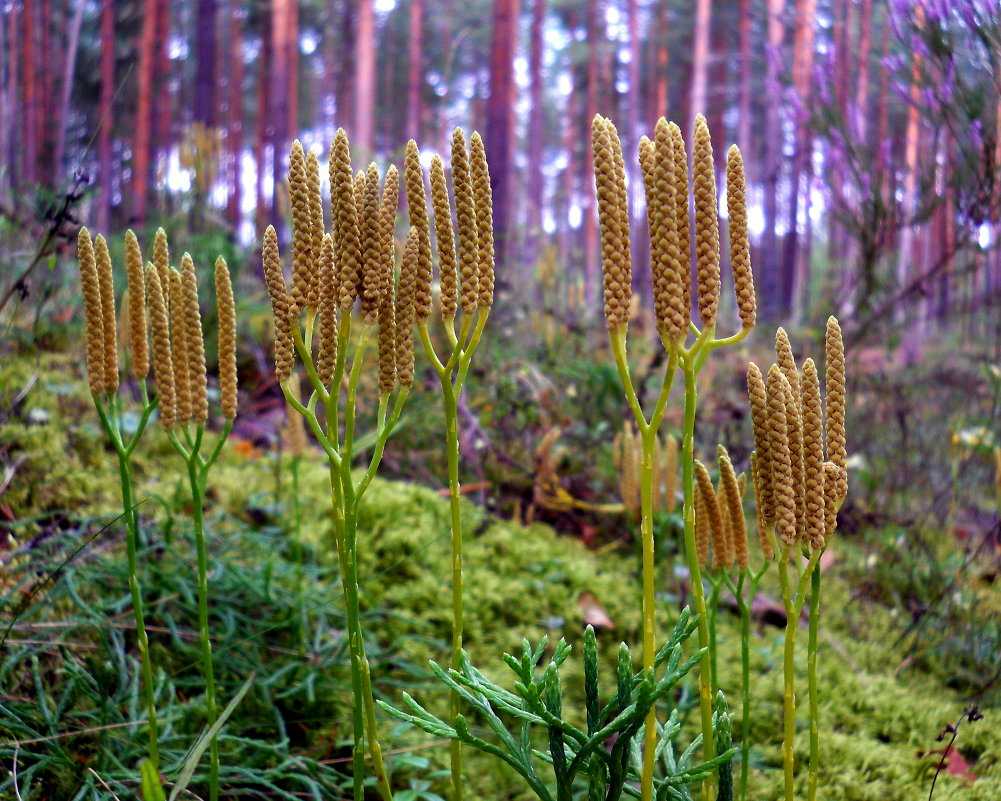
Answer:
94;392;160;770
807;559;822;801
679;354;715;801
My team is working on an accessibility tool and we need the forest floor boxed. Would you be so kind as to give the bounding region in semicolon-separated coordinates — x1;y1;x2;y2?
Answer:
1;334;999;801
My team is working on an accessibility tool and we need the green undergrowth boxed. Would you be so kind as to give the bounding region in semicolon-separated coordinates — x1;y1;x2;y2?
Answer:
2;352;999;800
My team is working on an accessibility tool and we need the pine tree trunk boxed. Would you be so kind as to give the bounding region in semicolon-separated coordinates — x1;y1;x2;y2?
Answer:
255;6;272;229
134;0;157;224
227;0;245;227
96;0;115;230
782;0;817;314
690;0;711;130
53;0;85;189
485;0;520;274
22;0;37;187
583;0;599;307
406;0;424;141
355;0;376;157
737;0;752;154
195;0;218;126
527;0;546;264
760;0;785;317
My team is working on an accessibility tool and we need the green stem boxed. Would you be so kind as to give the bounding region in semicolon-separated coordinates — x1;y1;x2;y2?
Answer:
777;550;796;801
680;355;715;801
115;445;160;769
638;424;657;801
807;560;822;801
777;546;821;801
291;456;306;655
186;433;219;801
735;571;751;801
707;577;722;695
443;383;464;801
335;471;394;801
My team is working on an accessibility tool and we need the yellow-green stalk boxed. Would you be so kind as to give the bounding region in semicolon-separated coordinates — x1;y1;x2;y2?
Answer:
77;227;163;774
408;129;494;801
164;249;237;801
264;130;411;801
592;112;755;801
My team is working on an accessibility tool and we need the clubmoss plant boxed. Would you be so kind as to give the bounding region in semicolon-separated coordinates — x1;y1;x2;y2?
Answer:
77;226;162;775
403;129;494;801
691;446;770;801
592;113;755;801
380;610;737;801
262;132;411;801
745;318;848;801
159;247;239;801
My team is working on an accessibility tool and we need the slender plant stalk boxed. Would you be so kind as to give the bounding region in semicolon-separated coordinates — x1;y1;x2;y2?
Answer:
807;560;822;801
93;387;160;770
707;576;723;694
419;309;489;801
679;352;715;801
607;328;678;801
169;420;232;801
774;541;821;801
722;559;769;801
283;316;407;801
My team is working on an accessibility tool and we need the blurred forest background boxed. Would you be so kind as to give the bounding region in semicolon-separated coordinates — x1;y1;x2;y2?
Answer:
2;5;1001;798
1;0;999;346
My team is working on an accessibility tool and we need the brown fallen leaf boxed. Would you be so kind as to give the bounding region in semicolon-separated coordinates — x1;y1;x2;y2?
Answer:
579;591;615;630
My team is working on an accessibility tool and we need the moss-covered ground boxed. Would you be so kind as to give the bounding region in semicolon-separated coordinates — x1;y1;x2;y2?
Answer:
1;351;998;800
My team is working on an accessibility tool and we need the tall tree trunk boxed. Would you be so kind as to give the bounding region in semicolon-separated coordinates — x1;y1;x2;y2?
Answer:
855;0;873;143
782;0;818;314
485;0;520;274
527;0;546;263
583;0;599;307
287;0;298;139
22;0;37;187
760;0;785;317
255;6;273;229
406;0;424;141
152;0;171;166
737;0;752;155
134;0;158;224
195;0;219;126
355;0;376;156
652;0;669;122
227;0;245;227
96;0;115;231
896;6;924;332
690;0;711;129
53;0;85;188
40;0;54;186
1;6;18;203
271;0;292;229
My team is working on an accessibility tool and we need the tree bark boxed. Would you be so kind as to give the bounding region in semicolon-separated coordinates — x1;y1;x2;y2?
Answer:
406;0;424;141
134;0;158;224
255;5;273;229
760;0;785;317
737;0;752;155
96;0;115;230
690;0;711;130
527;0;546;261
583;0;599;306
485;0;521;273
195;0;219;126
227;0;245;227
22;0;37;187
782;0;818;313
53;0;85;189
355;0;376;157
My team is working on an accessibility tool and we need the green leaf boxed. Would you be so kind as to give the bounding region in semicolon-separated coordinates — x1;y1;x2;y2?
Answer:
167;673;255;801
140;759;166;801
